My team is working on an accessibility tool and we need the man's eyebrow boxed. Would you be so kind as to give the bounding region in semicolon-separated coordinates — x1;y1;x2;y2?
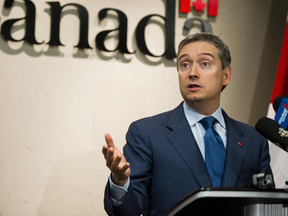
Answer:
178;53;215;61
200;53;215;59
178;53;189;61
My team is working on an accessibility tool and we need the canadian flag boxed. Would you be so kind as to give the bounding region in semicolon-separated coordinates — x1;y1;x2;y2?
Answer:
267;20;288;188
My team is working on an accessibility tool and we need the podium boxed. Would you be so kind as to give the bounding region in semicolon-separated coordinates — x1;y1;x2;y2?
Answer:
165;188;288;216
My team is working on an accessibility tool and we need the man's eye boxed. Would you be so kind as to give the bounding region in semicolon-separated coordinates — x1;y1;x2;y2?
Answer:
182;63;189;68
202;62;210;67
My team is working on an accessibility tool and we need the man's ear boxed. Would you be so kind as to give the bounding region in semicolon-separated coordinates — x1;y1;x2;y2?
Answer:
223;66;232;86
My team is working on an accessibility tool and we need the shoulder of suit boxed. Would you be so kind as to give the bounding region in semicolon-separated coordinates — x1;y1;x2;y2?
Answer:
130;103;183;127
222;109;259;132
132;109;173;125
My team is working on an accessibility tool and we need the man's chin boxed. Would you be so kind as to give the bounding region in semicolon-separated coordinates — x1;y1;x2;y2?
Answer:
184;97;204;106
188;97;204;103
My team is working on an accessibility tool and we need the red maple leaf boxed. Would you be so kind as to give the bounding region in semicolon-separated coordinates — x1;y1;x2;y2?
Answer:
193;0;207;14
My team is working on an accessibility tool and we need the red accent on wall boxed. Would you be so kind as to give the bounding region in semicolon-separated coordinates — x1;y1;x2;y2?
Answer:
208;0;218;17
193;0;206;14
180;0;191;13
270;21;288;103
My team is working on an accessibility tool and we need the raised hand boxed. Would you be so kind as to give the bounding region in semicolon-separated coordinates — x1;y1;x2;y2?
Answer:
102;133;131;186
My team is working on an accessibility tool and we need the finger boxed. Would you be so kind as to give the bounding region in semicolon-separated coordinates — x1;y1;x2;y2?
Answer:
106;147;116;168
117;162;130;174
102;145;108;158
114;162;130;176
110;154;122;173
104;133;115;148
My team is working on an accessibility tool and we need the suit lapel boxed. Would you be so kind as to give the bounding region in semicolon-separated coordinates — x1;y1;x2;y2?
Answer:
166;103;212;188
222;110;248;187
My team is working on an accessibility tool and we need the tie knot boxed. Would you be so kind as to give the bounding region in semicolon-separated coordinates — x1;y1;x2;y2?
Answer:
200;116;217;130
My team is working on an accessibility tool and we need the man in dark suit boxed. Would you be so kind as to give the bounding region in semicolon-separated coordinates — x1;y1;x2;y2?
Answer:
102;33;273;216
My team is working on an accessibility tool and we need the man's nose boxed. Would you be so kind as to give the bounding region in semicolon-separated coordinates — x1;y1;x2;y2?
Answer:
189;64;199;79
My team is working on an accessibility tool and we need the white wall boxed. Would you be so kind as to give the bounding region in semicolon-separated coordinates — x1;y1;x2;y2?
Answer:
0;0;287;215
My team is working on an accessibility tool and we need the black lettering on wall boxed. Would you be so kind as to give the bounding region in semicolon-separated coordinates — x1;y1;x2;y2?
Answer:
136;14;166;58
0;0;213;60
4;0;13;8
136;0;176;59
165;0;176;59
46;2;92;49
96;8;135;54
1;0;44;44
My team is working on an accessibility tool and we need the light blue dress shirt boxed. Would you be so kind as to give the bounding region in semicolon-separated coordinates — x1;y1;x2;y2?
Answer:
109;102;227;205
183;102;227;160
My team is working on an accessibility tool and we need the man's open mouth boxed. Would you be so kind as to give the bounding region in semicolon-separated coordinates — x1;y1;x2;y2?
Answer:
188;83;201;88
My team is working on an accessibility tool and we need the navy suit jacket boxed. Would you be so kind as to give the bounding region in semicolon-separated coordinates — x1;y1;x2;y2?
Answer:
104;102;273;216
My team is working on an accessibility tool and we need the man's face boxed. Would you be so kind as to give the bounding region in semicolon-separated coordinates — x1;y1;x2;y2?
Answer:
177;41;231;114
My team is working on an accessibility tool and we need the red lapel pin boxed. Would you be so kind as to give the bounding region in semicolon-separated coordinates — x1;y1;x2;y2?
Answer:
238;142;242;146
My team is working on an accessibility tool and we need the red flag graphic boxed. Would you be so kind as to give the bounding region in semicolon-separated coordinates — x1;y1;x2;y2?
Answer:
180;0;191;13
179;0;219;17
193;0;206;14
208;0;218;17
270;21;288;103
267;20;288;189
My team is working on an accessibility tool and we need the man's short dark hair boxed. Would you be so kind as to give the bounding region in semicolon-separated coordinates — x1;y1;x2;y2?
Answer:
177;33;231;70
177;33;231;91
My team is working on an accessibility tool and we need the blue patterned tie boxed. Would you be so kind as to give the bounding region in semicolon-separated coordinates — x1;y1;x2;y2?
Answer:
200;116;226;187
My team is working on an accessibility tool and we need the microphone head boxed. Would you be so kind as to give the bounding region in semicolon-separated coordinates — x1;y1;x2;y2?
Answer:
255;117;288;148
272;95;288;112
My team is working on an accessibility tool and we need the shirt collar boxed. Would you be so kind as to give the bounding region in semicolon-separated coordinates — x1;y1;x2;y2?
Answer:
183;101;226;129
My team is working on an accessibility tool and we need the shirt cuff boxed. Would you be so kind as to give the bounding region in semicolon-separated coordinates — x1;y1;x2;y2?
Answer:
109;174;130;206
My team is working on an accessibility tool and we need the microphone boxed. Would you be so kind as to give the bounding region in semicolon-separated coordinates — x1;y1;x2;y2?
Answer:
255;117;288;152
273;95;288;129
272;95;288;112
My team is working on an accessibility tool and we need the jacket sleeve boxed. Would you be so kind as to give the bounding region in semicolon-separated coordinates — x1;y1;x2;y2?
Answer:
104;121;153;216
